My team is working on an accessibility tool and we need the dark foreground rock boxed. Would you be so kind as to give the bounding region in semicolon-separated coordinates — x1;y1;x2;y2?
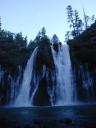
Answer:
0;119;96;128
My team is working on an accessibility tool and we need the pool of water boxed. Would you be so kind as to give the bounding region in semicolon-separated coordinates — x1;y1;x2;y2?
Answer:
0;104;96;127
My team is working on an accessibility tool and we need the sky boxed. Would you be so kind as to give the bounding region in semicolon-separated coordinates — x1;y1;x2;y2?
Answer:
0;0;96;43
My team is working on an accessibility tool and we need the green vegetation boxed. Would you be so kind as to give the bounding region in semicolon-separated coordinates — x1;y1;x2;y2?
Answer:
65;5;96;42
0;5;96;72
65;5;96;65
0;23;60;75
0;31;29;71
68;22;96;64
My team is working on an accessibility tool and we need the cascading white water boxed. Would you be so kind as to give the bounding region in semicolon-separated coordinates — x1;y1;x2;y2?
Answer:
51;44;74;105
15;47;38;106
15;44;75;106
14;44;95;107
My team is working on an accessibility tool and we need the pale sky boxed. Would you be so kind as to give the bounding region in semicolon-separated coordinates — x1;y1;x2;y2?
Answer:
0;0;96;43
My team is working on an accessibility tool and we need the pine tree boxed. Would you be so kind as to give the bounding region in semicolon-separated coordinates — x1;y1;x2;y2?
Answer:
66;5;83;38
41;27;46;38
83;8;96;29
51;34;59;44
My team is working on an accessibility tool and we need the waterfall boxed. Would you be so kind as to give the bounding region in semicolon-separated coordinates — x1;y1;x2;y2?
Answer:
13;44;95;107
15;47;38;106
14;44;75;106
51;44;75;105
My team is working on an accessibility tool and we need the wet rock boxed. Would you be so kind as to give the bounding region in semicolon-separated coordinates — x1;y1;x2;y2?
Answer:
32;76;51;106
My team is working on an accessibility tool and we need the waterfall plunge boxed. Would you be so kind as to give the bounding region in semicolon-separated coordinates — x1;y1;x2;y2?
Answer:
15;47;38;106
51;44;75;105
0;43;94;106
15;45;75;106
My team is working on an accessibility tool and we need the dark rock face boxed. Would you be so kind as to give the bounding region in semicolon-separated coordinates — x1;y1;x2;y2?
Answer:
69;46;96;101
31;39;56;106
69;35;96;101
73;63;96;101
53;43;59;52
32;76;51;106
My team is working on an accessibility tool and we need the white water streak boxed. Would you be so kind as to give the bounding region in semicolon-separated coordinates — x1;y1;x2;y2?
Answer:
15;47;38;106
51;44;74;105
